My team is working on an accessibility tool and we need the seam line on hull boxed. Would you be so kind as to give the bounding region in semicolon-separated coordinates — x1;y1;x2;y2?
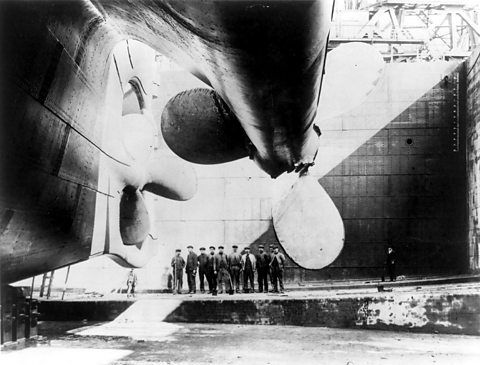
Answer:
17;83;131;168
126;39;134;69
38;41;64;104
113;54;124;94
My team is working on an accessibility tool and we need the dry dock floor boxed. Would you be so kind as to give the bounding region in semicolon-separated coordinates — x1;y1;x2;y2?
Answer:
2;280;480;364
1;321;480;365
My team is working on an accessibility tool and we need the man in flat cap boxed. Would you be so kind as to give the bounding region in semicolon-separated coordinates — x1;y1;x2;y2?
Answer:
197;247;208;293
215;245;232;294
270;246;286;293
171;249;185;294
241;246;256;293
256;245;269;293
228;245;242;293
186;245;198;294
206;246;217;295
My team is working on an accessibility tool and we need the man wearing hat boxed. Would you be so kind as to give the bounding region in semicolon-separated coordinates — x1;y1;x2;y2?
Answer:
228;245;242;293
171;249;185;294
383;246;397;282
215;245;232;294
206;246;217;294
197;247;209;293
270;246;286;293
241;246;256;293
256;245;269;293
186;245;198;294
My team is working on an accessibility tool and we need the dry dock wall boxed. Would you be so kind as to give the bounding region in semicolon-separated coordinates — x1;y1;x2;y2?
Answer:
311;62;468;279
33;58;474;291
466;48;480;273
37;292;480;335
163;294;480;336
151;61;469;282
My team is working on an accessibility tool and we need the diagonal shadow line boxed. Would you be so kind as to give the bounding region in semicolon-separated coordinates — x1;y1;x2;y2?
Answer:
311;61;462;179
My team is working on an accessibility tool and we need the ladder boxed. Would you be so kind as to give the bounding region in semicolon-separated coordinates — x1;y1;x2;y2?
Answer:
39;270;55;299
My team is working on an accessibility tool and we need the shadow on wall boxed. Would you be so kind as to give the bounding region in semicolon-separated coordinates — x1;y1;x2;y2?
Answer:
252;64;469;282
316;66;468;279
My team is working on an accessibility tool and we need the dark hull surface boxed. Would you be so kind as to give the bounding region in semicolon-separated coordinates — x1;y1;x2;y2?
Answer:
0;0;332;283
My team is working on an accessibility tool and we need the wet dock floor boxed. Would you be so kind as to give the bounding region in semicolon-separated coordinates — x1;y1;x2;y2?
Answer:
2;321;480;365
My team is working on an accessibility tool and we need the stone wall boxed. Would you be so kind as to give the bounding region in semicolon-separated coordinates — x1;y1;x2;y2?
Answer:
38;291;480;336
164;293;480;335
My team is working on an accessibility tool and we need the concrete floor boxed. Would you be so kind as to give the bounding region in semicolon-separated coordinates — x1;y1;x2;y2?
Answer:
1;321;480;365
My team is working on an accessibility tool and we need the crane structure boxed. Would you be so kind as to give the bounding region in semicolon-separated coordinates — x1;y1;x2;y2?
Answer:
330;0;480;61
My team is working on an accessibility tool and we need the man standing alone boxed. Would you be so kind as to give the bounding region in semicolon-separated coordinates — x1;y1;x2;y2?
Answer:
383;246;397;282
241;246;256;293
197;247;208;293
171;249;185;294
256;245;269;293
270;246;285;293
228;245;242;293
186;245;198;294
126;269;137;298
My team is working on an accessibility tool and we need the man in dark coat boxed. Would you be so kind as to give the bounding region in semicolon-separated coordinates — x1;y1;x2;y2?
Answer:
197;247;208;293
256;245;269;293
206;246;217;295
228;245;242;293
171;249;185;294
186;245;198;294
216;245;232;294
270;246;286;293
241;246;256;293
383;246;397;282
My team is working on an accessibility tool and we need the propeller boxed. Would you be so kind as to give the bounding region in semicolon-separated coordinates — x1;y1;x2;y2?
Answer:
272;174;344;269
110;113;198;201
113;113;198;248
160;87;344;269
105;39;199;266
267;43;383;268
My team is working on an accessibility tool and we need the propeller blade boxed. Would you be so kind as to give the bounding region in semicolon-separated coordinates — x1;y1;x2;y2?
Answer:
272;174;344;269
143;154;197;201
161;88;249;164
319;42;385;120
120;113;156;162
119;186;151;246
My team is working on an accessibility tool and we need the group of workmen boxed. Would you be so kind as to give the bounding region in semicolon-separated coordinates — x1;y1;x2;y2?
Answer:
170;244;286;295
